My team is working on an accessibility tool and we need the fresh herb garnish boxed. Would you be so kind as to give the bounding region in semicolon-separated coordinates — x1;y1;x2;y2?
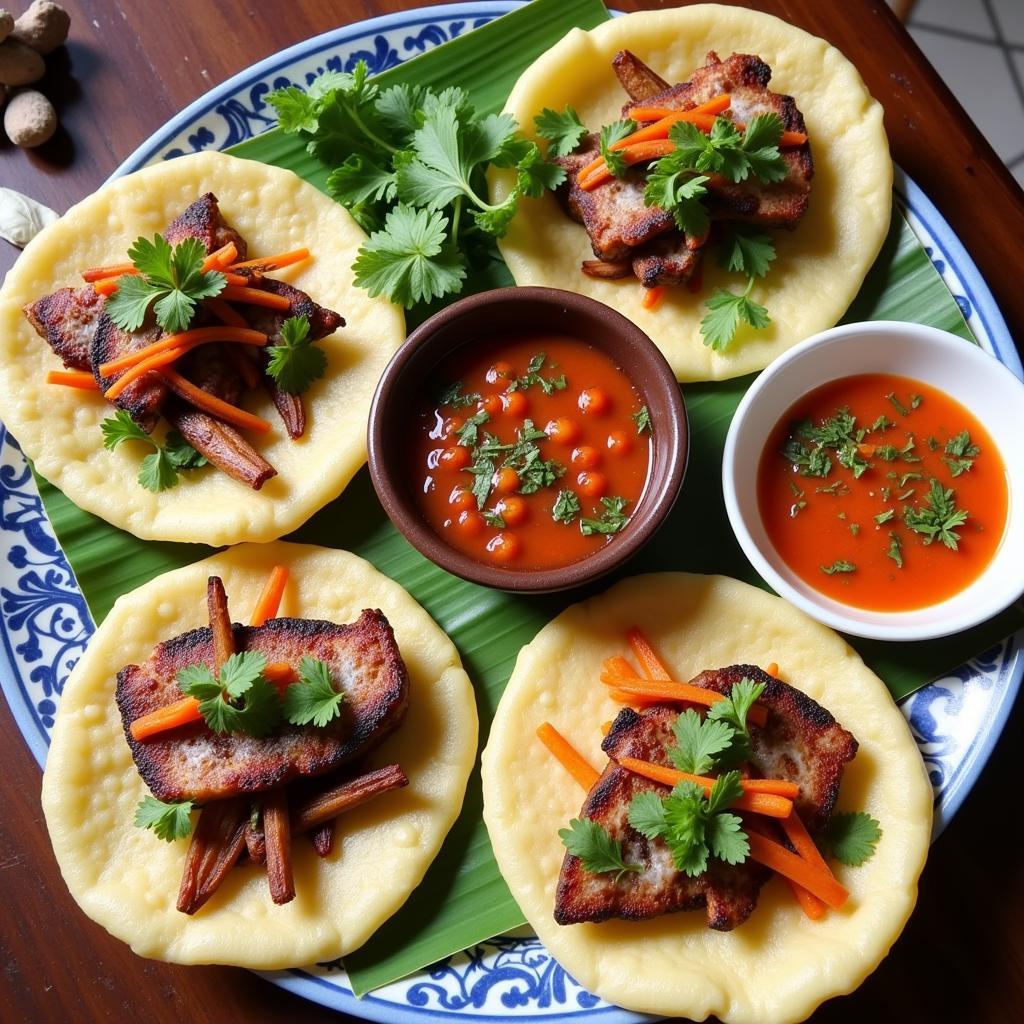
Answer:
507;353;567;396
134;796;194;843
643;164;710;238
105;234;226;334
628;773;749;876
869;414;894;433
101;411;207;492
886;392;910;416
910;393;923;409
902;478;968;549
632;405;651;434
717;225;776;278
821;560;856;575
668;708;735;775
665;114;787;184
456;408;490;447
533;105;587;157
580;496;630;536
705;678;765;766
282;656;345;727
849;522;860;536
815;479;850;496
558;817;641;882
886;531;904;568
598;119;638;178
552;489;580;525
942;430;981;477
177;651;282;738
482;509;507;528
874;436;920;463
265;314;327;394
824;811;882;866
700;277;770;352
782;438;832;478
438;381;482;409
873;508;895;525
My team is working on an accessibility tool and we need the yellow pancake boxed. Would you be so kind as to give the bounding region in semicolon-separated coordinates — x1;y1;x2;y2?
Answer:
482;573;931;1024
41;541;477;968
492;6;892;382
0;151;405;544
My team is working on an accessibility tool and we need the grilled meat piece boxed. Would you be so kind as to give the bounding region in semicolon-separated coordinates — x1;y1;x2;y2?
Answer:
631;232;703;287
91;313;168;431
622;52;813;229
612;49;670;102
554;665;857;929
554;134;675;261
117;609;409;803
580;259;633;280
163;192;248;260
241;278;345;344
23;286;103;371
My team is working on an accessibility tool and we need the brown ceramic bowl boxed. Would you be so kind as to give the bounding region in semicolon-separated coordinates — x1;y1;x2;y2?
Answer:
367;287;688;592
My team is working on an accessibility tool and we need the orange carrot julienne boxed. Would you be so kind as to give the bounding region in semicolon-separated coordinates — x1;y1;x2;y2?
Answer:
130;696;202;741
746;831;848;909
616;756;795;818
579;140;676;191
605;671;770;728
641;285;665;311
789;881;828;919
626;627;671;680
206;297;250;329
780;811;832;919
201;241;238;272
104;347;186;400
263;661;297;688
766;662;780;678
250;565;289;627
603;655;638;678
537;722;599;791
220;284;292;310
228;247;311;273
98;327;267;377
46;369;99;391
607;686;667;706
600;720;613;736
161;369;272;434
93;276;123;296
627;93;732;125
612;95;730;150
780;130;808;147
82;262;137;283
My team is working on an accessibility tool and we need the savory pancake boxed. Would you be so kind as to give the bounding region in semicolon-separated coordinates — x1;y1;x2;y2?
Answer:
481;573;932;1024
0;151;405;544
41;541;477;968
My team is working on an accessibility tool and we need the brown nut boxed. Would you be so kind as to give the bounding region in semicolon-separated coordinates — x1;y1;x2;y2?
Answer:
0;9;15;44
0;37;44;84
3;88;56;147
11;0;69;55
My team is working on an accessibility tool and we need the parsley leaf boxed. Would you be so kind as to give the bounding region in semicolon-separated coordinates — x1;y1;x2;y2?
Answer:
508;352;567;395
559;817;641;882
738;113;788;182
283;656;345;727
942;430;980;477
105;234;226;334
580;496;630;536
134;796;194;842
643;159;710;237
265;315;327;394
821;560;857;575
632;406;651;434
874;508;896;525
138;449;178;493
669;708;734;775
886;392;910;416
886;531;904;568
456;408;490;448
437;381;481;409
534;105;587;156
705;679;765;766
700;278;770;351
717;226;776;278
782;437;832;478
552;489;581;525
177;651;282;738
100;411;205;493
902;478;968;549
824;811;882;866
599;119;637;178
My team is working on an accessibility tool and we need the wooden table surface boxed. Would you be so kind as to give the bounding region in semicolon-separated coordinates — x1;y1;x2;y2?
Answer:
1;2;1022;1022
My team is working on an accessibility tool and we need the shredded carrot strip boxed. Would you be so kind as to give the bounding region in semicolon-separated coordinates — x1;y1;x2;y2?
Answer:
228;247;310;273
201;241;238;272
616;757;795;818
537;722;599;791
250;566;289;627
627;94;732;124
130;696;202;741
789;881;828;919
600;720;613;736
82;263;136;283
161;369;271;434
602;674;769;728
98;327;267;377
626;627;671;680
747;832;848;909
766;662;780;678
220;284;291;310
104;347;186;400
603;655;639;678
614;95;730;149
92;276;123;296
607;687;669;706
263;661;297;688
780;811;831;919
780;130;808;147
206;297;250;329
579;139;676;191
46;369;99;391
641;285;665;311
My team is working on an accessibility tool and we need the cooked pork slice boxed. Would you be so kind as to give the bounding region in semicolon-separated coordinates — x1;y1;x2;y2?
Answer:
612;49;670;101
117;609;409;803
91;313;168;431
241;278;345;343
554;135;675;260
23;285;104;371
163;192;248;260
554;666;857;929
178;344;244;405
631;232;703;287
622;52;813;229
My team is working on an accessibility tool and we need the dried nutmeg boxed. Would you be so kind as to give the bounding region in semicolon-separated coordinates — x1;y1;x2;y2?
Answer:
11;0;69;55
3;87;55;146
0;36;44;85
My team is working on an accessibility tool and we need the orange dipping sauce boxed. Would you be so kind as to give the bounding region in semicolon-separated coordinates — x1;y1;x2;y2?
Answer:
757;373;1008;611
409;333;651;570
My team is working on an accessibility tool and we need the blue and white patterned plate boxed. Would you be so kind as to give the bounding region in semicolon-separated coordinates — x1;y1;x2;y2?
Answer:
1;4;1021;1021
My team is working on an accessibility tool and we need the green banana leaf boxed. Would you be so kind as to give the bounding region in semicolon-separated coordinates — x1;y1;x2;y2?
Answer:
31;0;1024;996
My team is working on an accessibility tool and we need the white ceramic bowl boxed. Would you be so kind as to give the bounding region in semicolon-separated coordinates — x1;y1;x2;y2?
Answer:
723;321;1024;640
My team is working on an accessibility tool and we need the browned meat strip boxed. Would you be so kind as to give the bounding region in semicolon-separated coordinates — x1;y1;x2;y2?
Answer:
631;232;703;287
23;286;103;371
163;192;248;260
612;50;670;102
91;314;168;431
241;278;344;344
554;135;674;260
580;259;633;280
554;665;857;930
622;52;813;229
117;609;409;803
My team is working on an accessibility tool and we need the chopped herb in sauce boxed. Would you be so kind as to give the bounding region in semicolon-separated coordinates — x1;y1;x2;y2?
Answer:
820;560;856;575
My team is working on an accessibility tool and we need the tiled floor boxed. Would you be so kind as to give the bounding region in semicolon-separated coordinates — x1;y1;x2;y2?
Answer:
906;0;1024;188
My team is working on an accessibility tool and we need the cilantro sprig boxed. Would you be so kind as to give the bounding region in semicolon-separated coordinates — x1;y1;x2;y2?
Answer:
134;796;194;842
101;410;207;492
902;478;969;549
266;315;327;394
534;105;587;157
598;119;638;179
507;353;566;396
559;817;641;882
580;496;630;536
700;278;770;352
282;656;345;727
105;234;226;334
177;651;282;738
824;811;882;866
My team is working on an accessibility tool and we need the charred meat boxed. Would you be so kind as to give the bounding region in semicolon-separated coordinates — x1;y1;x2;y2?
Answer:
23;285;103;372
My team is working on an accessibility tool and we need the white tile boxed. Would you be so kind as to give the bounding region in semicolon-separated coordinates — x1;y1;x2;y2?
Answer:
991;0;1024;47
910;0;994;39
910;27;1024;162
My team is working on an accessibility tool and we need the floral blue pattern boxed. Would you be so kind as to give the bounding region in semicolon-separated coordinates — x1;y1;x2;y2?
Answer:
2;7;1021;1024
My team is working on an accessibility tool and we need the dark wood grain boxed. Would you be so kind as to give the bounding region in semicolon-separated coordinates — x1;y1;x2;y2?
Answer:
1;2;1022;1022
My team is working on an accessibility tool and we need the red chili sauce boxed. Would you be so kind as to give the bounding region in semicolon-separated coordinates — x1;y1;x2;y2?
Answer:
757;373;1008;611
409;333;652;570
